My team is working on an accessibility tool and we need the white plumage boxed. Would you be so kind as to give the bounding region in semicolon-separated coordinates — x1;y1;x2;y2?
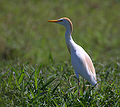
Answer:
48;17;97;87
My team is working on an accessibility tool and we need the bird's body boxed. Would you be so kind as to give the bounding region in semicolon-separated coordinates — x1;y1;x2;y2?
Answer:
48;17;97;88
70;39;97;85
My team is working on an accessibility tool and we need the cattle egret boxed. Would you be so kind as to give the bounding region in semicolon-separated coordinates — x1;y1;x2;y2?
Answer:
48;17;97;94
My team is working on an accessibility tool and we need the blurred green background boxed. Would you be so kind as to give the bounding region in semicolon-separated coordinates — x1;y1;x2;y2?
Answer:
0;0;120;64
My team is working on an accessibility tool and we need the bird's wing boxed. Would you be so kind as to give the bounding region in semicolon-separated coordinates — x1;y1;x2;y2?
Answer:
71;45;97;85
84;53;96;80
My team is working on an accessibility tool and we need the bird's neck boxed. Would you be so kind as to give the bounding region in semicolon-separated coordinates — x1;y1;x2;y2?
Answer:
65;30;72;42
65;29;74;53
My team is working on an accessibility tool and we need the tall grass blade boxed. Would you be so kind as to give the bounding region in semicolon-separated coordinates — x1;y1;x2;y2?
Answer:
34;69;37;90
51;82;60;94
0;70;9;80
8;71;13;85
24;71;35;88
41;76;56;90
19;72;25;84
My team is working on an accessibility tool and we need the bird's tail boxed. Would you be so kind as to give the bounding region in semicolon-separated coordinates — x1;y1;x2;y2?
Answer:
89;76;97;86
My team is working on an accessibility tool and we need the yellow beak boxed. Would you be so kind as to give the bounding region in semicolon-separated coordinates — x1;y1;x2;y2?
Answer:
48;20;62;22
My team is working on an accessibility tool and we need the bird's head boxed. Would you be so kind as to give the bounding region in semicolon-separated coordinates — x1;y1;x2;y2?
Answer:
48;17;73;33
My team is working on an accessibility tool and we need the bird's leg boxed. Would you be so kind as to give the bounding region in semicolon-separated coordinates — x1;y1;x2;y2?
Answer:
75;71;80;96
83;78;85;93
78;78;80;96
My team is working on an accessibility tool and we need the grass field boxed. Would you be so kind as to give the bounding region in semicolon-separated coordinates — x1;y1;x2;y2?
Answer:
0;0;120;106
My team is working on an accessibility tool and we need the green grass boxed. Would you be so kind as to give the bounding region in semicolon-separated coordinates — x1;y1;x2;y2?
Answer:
0;59;120;106
0;0;120;106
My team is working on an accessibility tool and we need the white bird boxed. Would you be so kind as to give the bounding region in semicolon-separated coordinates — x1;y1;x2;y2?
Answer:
48;17;97;93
